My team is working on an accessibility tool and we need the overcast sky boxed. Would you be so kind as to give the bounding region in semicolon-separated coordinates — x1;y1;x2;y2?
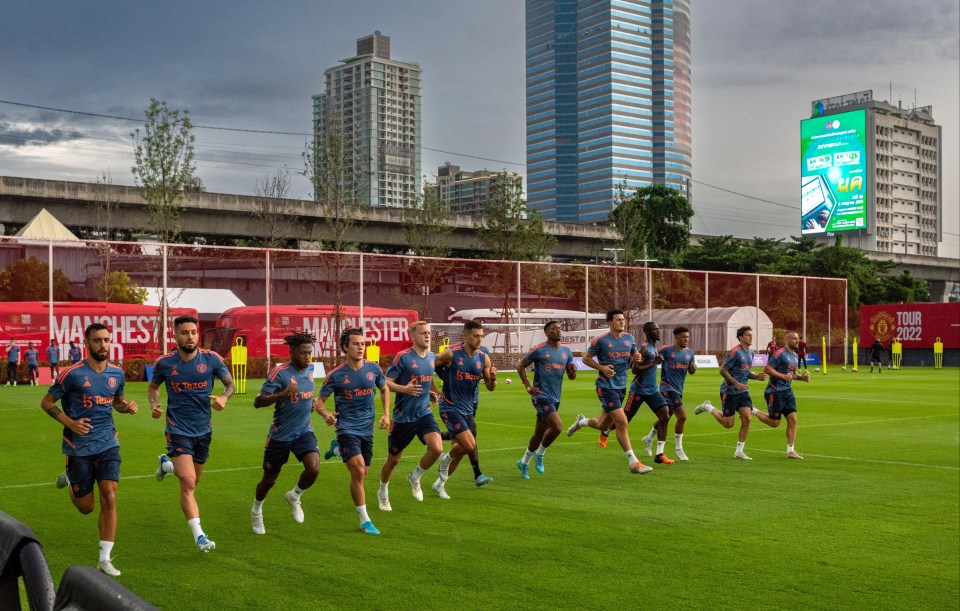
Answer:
1;0;957;256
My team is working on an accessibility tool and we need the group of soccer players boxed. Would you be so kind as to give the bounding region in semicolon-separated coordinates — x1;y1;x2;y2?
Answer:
40;311;808;577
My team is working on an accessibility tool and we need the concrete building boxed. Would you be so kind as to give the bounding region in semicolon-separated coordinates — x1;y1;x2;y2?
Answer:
312;32;421;208
525;0;692;222
430;163;524;216
807;91;942;256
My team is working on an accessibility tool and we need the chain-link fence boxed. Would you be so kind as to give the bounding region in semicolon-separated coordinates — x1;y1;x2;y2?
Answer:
0;236;847;379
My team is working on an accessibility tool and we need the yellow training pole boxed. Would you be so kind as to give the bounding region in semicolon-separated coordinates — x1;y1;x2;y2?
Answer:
851;337;858;372
821;336;828;375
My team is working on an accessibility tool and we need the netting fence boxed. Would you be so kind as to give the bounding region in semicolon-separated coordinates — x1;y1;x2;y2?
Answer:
0;236;848;377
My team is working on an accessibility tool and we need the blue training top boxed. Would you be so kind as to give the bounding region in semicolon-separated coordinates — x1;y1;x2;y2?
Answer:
659;346;695;395
49;361;125;456
69;346;82;363
523;342;573;405
260;362;316;441
765;348;799;394
6;345;19;363
587;332;636;390
151;349;229;436
385;348;435;424
721;345;754;396
46;345;60;363
25;349;39;366
439;343;486;416
629;340;660;395
320;360;385;437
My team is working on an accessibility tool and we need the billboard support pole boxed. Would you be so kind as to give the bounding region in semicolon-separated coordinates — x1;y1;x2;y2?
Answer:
359;253;364;329
803;277;807;341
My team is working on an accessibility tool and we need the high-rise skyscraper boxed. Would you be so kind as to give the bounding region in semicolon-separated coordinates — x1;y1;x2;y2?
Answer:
313;32;421;208
526;1;692;222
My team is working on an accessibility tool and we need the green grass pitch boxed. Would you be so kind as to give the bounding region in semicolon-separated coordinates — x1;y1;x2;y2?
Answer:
1;366;957;609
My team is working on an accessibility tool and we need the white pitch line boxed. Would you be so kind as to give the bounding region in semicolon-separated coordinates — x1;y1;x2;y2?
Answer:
0;441;602;491
686;441;960;471
689;413;956;438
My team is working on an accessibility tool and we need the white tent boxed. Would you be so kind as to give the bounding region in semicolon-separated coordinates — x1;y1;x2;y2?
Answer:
145;288;245;317
650;306;773;354
15;208;80;241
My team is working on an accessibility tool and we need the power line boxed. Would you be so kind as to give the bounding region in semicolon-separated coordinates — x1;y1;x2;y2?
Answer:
691;178;798;210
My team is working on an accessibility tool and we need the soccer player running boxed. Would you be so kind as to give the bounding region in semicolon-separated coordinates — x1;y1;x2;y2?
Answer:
47;339;61;381
314;328;391;534
149;315;235;553
25;341;40;386
432;320;496;499
752;330;809;459
377;321;442;510
694;325;767;460
437;343;494;487
639;325;697;462
566;309;652;475
41;323;138;576
516;320;576;478
250;332;323;535
622;322;674;464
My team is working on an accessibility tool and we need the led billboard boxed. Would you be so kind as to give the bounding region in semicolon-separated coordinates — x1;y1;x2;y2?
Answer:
800;109;868;234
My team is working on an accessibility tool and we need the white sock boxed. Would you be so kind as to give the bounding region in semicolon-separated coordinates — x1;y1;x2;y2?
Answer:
708;404;717;413
656;440;665;455
357;504;370;524
787;444;795;453
645;427;657;441
675;433;683;450
751;407;759;416
411;465;425;482
187;517;204;539
291;485;305;499
333;445;342;457
378;481;389;496
521;450;534;465
601;429;611;436
736;442;745;453
625;450;638;464
535;444;547;456
252;499;264;513
162;458;175;474
99;540;113;562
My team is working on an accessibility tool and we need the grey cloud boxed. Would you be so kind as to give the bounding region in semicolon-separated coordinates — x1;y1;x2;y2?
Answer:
0;125;85;148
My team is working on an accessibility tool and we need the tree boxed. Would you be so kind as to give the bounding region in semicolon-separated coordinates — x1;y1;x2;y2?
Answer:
0;257;71;301
402;186;454;319
302;118;364;252
609;185;693;268
478;175;557;351
253;168;296;249
302;117;365;358
95;270;147;304
478;175;556;262
131;99;196;243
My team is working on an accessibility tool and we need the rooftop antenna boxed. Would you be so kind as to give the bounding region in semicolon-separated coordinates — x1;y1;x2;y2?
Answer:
889;80;892;103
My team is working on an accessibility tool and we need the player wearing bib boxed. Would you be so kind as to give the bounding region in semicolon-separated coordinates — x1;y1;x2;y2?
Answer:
566;309;650;475
432;320;496;499
250;332;322;535
41;323;138;577
694;325;767;460
149;315;235;553
315;328;391;534
516;320;576;478
47;339;61;381
753;331;809;459
640;326;697;461
624;322;673;464
377;321;442;511
25;342;40;385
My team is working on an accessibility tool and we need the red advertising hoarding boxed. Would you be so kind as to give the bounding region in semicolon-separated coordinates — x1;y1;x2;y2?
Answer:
859;303;960;349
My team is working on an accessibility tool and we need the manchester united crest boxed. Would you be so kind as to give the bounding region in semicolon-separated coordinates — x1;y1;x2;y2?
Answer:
869;311;897;343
